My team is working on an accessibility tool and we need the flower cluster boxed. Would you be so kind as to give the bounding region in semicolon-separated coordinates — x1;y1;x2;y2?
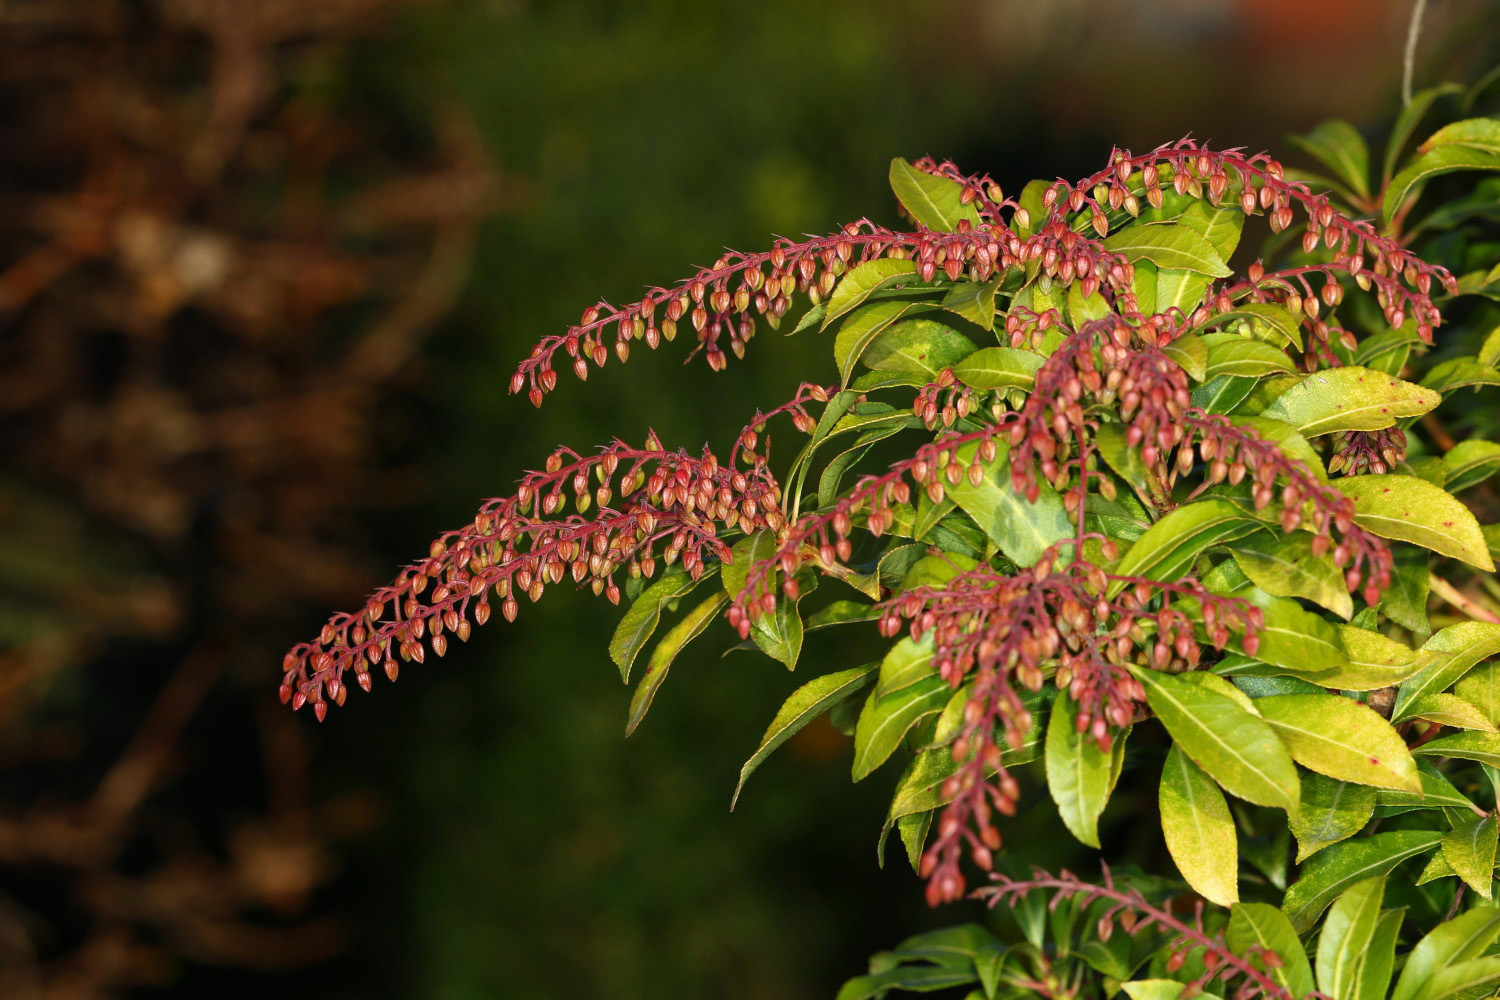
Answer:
879;553;1260;905
1330;427;1409;476
281;436;784;720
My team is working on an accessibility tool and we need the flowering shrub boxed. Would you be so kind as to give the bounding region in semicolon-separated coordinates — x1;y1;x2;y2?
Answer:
285;75;1500;1000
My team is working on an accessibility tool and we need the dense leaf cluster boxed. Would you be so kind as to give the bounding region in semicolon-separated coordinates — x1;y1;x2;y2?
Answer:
286;75;1500;1000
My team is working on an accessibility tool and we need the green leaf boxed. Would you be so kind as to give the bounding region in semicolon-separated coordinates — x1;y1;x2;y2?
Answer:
822;257;919;330
1444;440;1500;493
877;635;936;698
1155;268;1211;317
1412;957;1500;1000
1334;474;1495;572
1095;420;1155;504
1456;662;1500;728
851;676;952;780
1133;666;1299;814
1103;223;1232;277
888;157;984;233
1282;829;1444;932
723;530;776;601
1414;731;1500;767
1393;909;1500;1000
1227;903;1315;999
1315;876;1385;1000
835;964;977;1000
858;318;978;382
952;347;1044;390
1229;532;1353;620
1405;693;1498;732
1178;199;1246;261
1383;82;1463;183
1234;415;1328;482
1376;759;1474;811
1422;357;1500;394
833;299;929;383
1254;694;1420;791
1442;812;1498;899
1315;625;1428;691
1290;119;1371;200
1162;333;1208;382
940;276;1001;330
1202;336;1297;379
1395;622;1500;721
1352;910;1405;1000
1198;303;1306;351
733;663;877;807
1293;773;1376;862
1123;982;1225;1000
626;591;729;735
1381;546;1432;633
1191;374;1257;414
1109;500;1258;595
611;569;707;682
1260;368;1440;437
1383;144;1500;225
1045;693;1125;848
748;591;804;669
1160;744;1238;905
945;441;1071;568
1423;117;1500;156
1221;587;1348;679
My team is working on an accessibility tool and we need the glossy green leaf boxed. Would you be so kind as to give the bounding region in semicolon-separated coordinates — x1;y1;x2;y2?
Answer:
1383;82;1463;183
1109;500;1257;595
1160;744;1238;905
1414;731;1500;767
1381;546;1432;633
1383;143;1500;225
1223;587;1348;678
611;569;708;682
1293;773;1376;862
832;300;930;383
1423;117;1500;156
1133;666;1299;814
1395;910;1500;1000
1394;622;1500;721
1233;415;1328;482
945;441;1071;568
733;663;877;807
1255;694;1420;791
1406;693;1498;732
1103;223;1232;277
1227;903;1315;998
1442;811;1498;899
1315;876;1385;1000
1376;759;1475;811
940;276;1001;330
888;157;984;233
626;591;729;736
1314;626;1429;691
1198;303;1305;350
951;346;1044;390
876;635;936;699
1203;336;1297;379
1260;368;1440;437
1155;268;1211;317
822;257;919;330
1282;829;1444;932
1335;474;1494;572
748;590;804;669
1045;693;1125;848
851;676;952;780
1178;199;1246;260
1290;119;1371;200
1456;662;1500;728
858;318;977;382
1229;532;1353;620
1412;957;1500;1000
1422;357;1500;394
835;964;976;1000
1352;910;1405;1000
1162;333;1207;382
1444;440;1500;493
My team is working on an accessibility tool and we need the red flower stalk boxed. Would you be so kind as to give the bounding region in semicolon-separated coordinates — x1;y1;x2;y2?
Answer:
977;866;1310;1000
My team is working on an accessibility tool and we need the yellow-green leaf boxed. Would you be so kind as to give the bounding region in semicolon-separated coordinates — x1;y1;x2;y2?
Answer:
1160;744;1238;905
1334;474;1494;572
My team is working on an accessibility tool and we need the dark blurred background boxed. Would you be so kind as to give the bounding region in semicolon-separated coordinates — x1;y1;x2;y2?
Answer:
2;1;1497;997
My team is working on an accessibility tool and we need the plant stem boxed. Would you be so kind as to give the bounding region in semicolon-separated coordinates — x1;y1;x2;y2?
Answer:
1430;573;1500;625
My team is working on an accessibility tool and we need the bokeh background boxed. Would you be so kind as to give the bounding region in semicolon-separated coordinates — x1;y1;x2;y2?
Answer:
3;1;1498;997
